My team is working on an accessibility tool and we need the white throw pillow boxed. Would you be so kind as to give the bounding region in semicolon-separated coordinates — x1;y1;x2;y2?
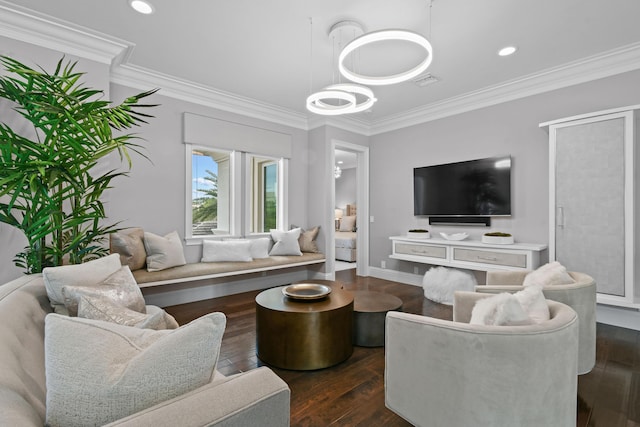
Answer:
144;230;187;272
339;215;356;232
45;312;225;427
223;238;271;259
513;285;550;324
42;253;122;313
470;293;533;326
202;239;253;262
523;261;575;287
61;266;146;317
269;228;303;256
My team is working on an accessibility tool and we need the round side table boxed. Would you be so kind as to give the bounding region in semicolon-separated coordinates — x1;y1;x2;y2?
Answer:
352;290;403;347
255;285;353;370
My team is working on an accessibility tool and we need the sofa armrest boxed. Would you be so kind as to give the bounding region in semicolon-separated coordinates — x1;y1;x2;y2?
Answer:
475;284;526;294
105;367;290;427
485;270;530;286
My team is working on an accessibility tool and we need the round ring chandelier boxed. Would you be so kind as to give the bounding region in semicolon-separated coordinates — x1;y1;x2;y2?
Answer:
325;84;377;114
306;90;356;116
338;29;433;86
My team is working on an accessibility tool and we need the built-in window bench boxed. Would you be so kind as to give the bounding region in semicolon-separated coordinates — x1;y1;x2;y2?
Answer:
133;253;326;288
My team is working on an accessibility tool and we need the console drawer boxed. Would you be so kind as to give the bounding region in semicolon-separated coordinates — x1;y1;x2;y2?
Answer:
453;248;527;268
395;243;447;259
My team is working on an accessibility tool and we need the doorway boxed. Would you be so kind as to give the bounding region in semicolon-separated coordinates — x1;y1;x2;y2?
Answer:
332;140;369;277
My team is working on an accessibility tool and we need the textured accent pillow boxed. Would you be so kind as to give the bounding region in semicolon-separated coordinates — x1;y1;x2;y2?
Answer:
201;239;253;262
523;261;575;287
61;266;146;317
339;215;356;232
269;228;303;256
470;293;533;326
513;285;550;324
45;312;226;427
144;231;187;272
78;295;179;330
109;228;146;271
42;253;122;313
292;225;320;253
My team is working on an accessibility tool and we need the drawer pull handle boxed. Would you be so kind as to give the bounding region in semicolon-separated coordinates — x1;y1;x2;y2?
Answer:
477;255;497;261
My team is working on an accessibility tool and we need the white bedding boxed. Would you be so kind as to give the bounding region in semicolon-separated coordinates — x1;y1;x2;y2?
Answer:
335;231;357;249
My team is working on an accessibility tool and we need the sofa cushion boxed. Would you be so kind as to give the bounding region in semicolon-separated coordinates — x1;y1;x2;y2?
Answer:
202;239;253;262
42;253;122;314
144;231;187;272
44;312;225;427
513;285;550;324
110;228;146;271
61;266;146;316
269;228;302;256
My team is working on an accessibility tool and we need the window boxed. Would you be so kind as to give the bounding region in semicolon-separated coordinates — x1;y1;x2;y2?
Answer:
189;147;232;237
186;146;287;242
250;155;278;233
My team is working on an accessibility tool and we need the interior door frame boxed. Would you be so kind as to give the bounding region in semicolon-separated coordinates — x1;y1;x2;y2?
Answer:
331;139;370;277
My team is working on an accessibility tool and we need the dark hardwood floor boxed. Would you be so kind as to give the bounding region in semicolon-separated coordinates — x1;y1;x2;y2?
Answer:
165;270;640;427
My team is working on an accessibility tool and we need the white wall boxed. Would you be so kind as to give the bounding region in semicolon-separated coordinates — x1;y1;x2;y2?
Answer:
369;69;640;279
335;167;356;211
107;84;310;264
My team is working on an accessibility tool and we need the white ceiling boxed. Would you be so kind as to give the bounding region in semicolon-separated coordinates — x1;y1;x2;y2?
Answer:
4;0;640;126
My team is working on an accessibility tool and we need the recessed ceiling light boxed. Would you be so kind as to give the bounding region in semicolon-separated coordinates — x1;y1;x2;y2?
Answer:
498;46;517;57
129;0;154;14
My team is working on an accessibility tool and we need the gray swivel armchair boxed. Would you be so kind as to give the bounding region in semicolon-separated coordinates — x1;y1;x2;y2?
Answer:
385;291;579;427
477;270;596;374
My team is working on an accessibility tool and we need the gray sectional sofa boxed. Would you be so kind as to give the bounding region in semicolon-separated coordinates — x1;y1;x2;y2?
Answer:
0;274;291;426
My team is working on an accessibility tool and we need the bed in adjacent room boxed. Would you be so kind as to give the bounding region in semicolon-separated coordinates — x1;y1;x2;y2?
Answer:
335;204;357;262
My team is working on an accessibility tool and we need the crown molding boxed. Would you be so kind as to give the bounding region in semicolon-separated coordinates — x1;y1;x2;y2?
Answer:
3;2;640;137
369;41;640;135
0;1;133;65
307;115;372;136
112;64;309;130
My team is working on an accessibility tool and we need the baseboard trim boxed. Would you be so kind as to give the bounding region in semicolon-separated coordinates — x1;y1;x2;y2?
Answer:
369;267;422;287
596;304;640;331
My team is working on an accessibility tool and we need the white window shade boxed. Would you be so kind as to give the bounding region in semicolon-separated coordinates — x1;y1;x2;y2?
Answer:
183;113;292;159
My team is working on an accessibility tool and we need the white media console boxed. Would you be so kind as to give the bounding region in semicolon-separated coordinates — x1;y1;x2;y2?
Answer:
389;236;547;272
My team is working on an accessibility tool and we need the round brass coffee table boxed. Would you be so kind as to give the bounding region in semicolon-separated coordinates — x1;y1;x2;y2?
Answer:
255;284;353;370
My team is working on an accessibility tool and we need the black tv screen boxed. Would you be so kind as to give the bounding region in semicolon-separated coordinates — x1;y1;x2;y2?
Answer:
413;156;511;216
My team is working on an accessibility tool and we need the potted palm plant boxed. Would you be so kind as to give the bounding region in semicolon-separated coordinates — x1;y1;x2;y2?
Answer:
0;56;157;273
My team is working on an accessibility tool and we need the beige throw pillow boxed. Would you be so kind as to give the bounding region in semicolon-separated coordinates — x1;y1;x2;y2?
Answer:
42;253;122;313
110;228;146;271
61;266;146;317
78;295;179;330
293;225;320;253
339;215;356;232
144;230;187;272
45;312;226;427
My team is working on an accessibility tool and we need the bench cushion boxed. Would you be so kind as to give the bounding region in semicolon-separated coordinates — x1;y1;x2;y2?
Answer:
133;253;325;287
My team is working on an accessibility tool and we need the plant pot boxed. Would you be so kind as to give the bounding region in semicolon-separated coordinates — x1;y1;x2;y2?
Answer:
482;235;514;245
407;231;431;239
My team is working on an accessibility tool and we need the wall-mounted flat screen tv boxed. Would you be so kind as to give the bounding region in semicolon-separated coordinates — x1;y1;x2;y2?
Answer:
413;156;512;216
